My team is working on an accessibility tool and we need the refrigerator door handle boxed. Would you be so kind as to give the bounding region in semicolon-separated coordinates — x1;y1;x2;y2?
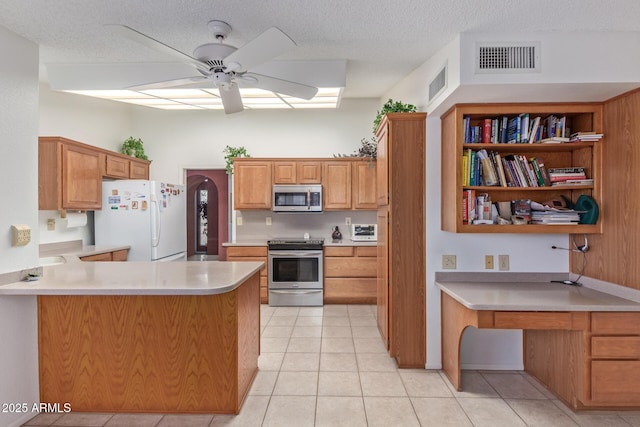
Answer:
151;197;161;247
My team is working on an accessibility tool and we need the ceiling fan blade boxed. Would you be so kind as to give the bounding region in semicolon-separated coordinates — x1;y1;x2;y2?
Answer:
219;84;244;114
242;73;318;100
128;76;208;91
223;27;295;72
107;24;210;74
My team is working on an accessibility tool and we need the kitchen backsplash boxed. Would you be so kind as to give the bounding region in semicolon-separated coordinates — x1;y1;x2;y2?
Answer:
235;210;376;241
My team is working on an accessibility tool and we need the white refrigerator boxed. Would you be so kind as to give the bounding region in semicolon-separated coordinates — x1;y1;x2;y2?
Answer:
95;180;187;262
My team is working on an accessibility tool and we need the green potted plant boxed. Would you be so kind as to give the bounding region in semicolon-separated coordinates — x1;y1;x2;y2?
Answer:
373;98;418;133
121;137;149;160
223;145;250;175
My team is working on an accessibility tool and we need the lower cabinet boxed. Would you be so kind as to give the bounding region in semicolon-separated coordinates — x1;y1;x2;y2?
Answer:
80;249;128;262
323;246;377;304
226;246;268;304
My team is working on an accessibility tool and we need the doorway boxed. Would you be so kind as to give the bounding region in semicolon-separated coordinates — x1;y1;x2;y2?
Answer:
186;170;229;260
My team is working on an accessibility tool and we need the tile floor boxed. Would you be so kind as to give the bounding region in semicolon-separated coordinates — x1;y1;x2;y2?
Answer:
22;304;640;427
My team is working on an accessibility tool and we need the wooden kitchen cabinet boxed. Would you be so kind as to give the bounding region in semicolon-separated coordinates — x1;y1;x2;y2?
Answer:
105;154;150;180
375;113;426;368
322;161;352;210
352;160;377;209
233;159;272;210
273;160;322;184
324;245;377;304
79;249;128;262
129;159;150;179
226;246;269;303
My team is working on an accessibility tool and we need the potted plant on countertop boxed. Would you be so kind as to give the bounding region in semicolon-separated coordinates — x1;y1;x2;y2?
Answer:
223;145;251;175
121;137;149;160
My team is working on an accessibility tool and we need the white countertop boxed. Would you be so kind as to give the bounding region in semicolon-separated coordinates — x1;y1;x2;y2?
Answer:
0;261;263;296
435;281;640;312
222;240;376;247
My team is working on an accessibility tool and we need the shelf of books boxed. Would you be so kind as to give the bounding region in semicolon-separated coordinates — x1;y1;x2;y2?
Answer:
441;103;603;234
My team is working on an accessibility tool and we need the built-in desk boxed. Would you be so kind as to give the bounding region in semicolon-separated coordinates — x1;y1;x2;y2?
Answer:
436;276;640;411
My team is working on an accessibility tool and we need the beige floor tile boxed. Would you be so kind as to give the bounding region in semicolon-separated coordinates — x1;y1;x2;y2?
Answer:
315;396;367;427
457;397;526;427
104;413;163;426
291;325;322;337
155;414;214;427
321;337;355;353
356;353;397;372
411;397;473;426
522;372;558;399
50;412;114;426
266;315;297;326
298;307;324;317
272;307;300;317
553;399;632;427
273;371;318;396
295;316;323;326
260;304;276;316
319;352;358;372
261;325;294;338
399;371;454;397
351;326;381;338
620;413;640;426
441;371;500;398
360;372;407;396
287;337;321;353
483;372;547;399
348;306;374;317
280;352;320;371
209;395;269;427
262;396;315;427
353;337;387;353
248;370;278;395
23;413;64;426
318;371;362;396
322;316;350;326
260;337;290;353
506;398;577;426
362;397;420;427
323;305;348;316
349;315;377;326
258;352;285;371
322;325;352;338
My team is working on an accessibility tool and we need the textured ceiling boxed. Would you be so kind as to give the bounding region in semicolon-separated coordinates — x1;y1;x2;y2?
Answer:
1;0;640;98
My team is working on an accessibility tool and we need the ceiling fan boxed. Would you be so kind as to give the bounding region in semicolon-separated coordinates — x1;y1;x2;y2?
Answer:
111;20;319;114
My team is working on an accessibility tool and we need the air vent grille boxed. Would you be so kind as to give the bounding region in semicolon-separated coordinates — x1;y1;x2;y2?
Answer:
476;43;540;73
428;64;447;102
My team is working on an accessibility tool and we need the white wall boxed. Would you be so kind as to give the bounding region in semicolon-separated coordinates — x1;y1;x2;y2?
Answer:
0;25;41;427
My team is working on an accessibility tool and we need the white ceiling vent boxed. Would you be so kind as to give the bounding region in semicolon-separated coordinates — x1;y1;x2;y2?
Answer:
428;62;447;103
475;42;541;74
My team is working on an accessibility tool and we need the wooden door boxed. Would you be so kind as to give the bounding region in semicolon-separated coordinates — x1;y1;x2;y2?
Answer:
323;161;352;210
353;161;377;209
234;160;272;209
62;143;102;210
377;207;389;349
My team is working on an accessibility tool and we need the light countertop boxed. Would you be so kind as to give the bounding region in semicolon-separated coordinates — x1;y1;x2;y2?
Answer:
0;261;263;296
435;280;640;312
223;240;376;247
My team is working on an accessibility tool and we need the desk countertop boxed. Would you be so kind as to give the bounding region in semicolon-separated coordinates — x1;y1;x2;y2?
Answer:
435;280;640;312
0;261;263;296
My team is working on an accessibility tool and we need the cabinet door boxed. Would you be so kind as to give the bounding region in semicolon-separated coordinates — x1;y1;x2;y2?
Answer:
297;161;322;183
62;143;102;210
376;123;389;206
377;207;389;349
130;160;149;179
353;161;377;209
234;161;272;209
111;249;129;261
323;162;352;210
273;161;297;184
105;155;130;179
80;252;112;262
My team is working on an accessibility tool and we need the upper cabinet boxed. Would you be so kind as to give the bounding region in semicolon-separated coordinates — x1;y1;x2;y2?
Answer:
233;159;273;210
39;136;151;211
352;160;377;210
441;103;603;234
273;160;322;184
322;161;352;210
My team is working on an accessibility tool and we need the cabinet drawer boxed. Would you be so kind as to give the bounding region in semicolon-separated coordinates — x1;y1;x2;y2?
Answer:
494;312;572;329
324;257;376;278
324;278;376;304
592;313;640;334
592;336;640;359
226;246;267;257
591;360;640;404
324;246;354;257
355;246;377;257
80;252;112;262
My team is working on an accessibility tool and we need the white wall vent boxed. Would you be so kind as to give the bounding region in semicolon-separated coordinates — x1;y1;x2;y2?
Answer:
428;62;447;103
475;42;541;74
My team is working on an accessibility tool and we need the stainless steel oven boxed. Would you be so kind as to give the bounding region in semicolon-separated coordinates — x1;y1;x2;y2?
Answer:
267;238;324;306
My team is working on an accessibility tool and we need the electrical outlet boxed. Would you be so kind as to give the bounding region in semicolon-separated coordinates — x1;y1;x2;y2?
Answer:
266;216;272;226
47;218;56;231
442;255;456;270
345;217;351;225
485;255;494;269
11;224;31;246
236;216;243;226
499;254;510;271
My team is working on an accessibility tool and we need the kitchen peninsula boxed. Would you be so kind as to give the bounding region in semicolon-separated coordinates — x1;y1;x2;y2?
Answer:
0;261;263;414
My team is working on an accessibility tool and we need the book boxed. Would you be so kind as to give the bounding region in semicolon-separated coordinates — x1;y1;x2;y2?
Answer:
482;119;492;143
501;157;517;187
533;158;552;186
548;167;586;174
519;113;530;143
528;116;541;143
476;149;499;186
540;137;570;143
569;132;603;142
551;179;594;186
463;116;471;143
500;116;508;143
493;152;508;187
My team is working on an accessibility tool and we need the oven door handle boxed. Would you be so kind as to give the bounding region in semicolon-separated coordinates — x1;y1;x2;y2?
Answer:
268;251;322;257
270;289;323;294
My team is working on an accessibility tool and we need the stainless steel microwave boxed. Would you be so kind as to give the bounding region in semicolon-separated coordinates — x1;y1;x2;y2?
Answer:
272;184;322;212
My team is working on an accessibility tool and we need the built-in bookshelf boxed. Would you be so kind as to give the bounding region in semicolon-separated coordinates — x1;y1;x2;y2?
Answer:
441;103;603;234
